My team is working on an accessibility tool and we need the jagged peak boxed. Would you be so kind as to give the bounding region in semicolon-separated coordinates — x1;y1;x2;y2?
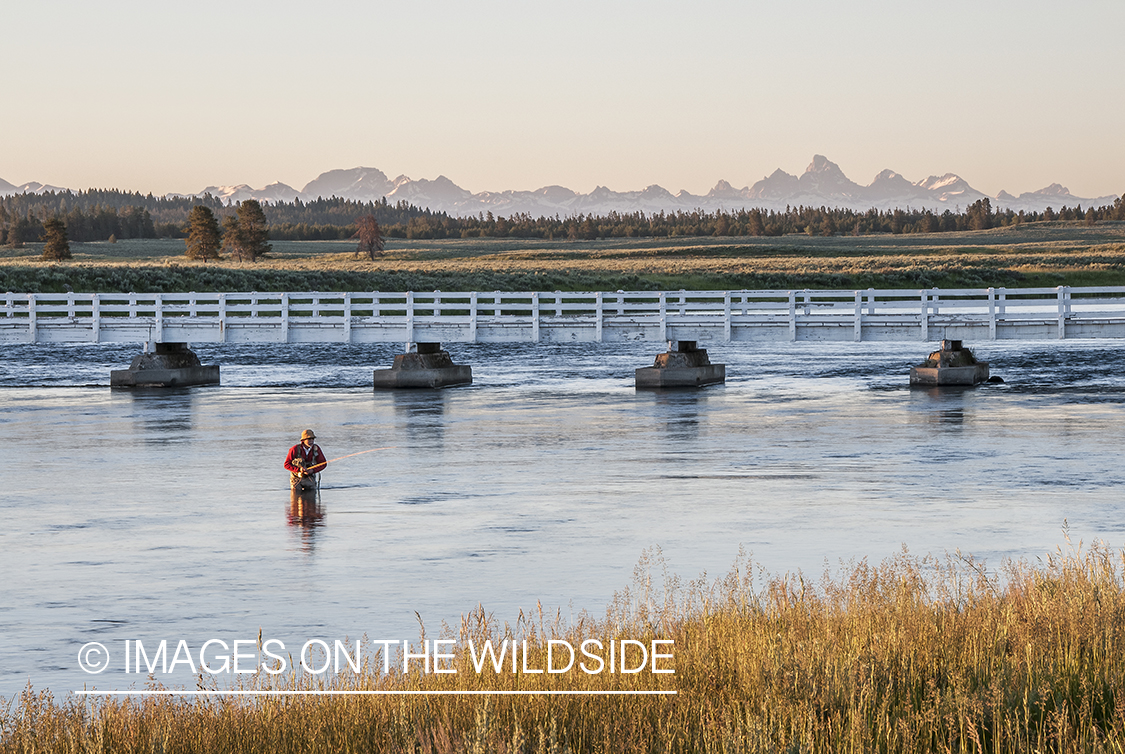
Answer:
708;179;745;198
804;154;843;174
1033;183;1072;196
917;173;966;190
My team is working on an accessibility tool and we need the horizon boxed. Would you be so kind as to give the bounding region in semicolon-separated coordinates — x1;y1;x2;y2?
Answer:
4;157;1121;206
4;1;1124;199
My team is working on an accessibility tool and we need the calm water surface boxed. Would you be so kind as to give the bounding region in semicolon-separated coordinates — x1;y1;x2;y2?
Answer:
2;340;1124;695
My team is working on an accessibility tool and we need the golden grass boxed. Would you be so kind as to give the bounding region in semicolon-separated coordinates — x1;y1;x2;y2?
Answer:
2;224;1125;277
6;237;1125;293
0;221;1123;297
5;539;1125;753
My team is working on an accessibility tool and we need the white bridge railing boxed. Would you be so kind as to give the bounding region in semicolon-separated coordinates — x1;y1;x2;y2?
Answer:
4;287;1125;345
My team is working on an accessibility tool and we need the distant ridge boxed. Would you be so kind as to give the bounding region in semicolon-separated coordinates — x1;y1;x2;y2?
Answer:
0;179;68;196
2;156;1120;217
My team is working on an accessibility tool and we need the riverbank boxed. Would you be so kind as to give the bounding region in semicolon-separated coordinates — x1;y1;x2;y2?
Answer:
3;222;1125;292
4;543;1123;753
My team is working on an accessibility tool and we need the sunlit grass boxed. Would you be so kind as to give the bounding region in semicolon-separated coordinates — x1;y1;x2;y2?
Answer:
5;537;1125;753
3;226;1125;292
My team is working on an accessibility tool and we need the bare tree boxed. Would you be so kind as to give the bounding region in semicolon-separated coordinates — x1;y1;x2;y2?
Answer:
353;214;385;260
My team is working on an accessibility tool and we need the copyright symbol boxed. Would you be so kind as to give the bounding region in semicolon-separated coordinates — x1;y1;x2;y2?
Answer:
78;642;110;674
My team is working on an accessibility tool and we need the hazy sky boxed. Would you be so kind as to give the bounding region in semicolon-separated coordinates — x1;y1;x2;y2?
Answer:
4;0;1123;198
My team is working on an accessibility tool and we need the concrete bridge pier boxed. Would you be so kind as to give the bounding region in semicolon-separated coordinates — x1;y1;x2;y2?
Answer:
109;342;220;388
373;342;473;389
635;340;725;388
909;339;990;386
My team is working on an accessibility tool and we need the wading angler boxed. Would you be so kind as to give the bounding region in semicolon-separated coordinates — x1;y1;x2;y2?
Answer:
284;429;327;492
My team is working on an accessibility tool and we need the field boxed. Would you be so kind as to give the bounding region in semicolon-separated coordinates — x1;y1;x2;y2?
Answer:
3;221;1125;293
4;541;1125;753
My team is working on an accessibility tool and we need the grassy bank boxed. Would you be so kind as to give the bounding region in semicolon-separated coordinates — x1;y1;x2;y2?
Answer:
5;541;1125;753
3;223;1125;293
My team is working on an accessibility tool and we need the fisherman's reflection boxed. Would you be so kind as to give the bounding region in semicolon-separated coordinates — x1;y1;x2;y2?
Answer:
288;487;323;552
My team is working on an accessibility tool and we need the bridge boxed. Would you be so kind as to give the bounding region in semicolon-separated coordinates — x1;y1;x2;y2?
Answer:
5;287;1125;346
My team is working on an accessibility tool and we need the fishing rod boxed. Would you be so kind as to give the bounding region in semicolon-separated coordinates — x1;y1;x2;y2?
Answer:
291;446;397;475
324;446;396;465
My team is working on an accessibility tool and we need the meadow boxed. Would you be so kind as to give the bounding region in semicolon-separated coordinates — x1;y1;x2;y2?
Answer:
4;541;1124;753
3;221;1125;293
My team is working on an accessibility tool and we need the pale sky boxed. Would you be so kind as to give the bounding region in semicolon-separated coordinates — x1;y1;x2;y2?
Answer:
3;0;1123;199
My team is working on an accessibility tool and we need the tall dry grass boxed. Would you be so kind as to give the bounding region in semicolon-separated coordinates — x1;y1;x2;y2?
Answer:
4;539;1125;753
5;231;1125;293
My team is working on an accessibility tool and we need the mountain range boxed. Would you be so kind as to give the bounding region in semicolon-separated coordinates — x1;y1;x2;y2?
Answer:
2;156;1119;217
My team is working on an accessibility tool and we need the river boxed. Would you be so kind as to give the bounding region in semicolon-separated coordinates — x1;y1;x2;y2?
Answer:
2;339;1123;696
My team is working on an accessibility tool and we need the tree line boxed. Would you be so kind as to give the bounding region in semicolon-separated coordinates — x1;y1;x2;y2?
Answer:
4;189;1125;253
0;191;437;245
383;197;1125;240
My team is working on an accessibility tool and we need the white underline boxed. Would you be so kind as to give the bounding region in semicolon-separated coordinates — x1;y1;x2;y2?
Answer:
75;690;676;696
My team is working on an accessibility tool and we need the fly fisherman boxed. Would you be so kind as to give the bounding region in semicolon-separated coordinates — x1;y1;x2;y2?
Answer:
284;429;328;492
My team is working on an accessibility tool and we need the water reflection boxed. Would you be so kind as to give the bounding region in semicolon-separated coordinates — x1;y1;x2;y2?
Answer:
390;390;447;448
119;388;197;444
288;487;323;553
643;390;707;442
911;387;972;429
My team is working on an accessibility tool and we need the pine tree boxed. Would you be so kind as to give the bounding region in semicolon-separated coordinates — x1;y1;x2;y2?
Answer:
920;210;938;233
968;198;992;230
7;214;30;248
714;213;731;236
747;209;764;236
221;215;242;260
184;205;222;260
891;209;906;234
819;213;836;236
233;200;271;262
41;217;71;260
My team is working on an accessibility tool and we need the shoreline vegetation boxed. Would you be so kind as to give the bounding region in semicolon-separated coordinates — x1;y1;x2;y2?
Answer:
3;223;1125;293
4;541;1125;752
